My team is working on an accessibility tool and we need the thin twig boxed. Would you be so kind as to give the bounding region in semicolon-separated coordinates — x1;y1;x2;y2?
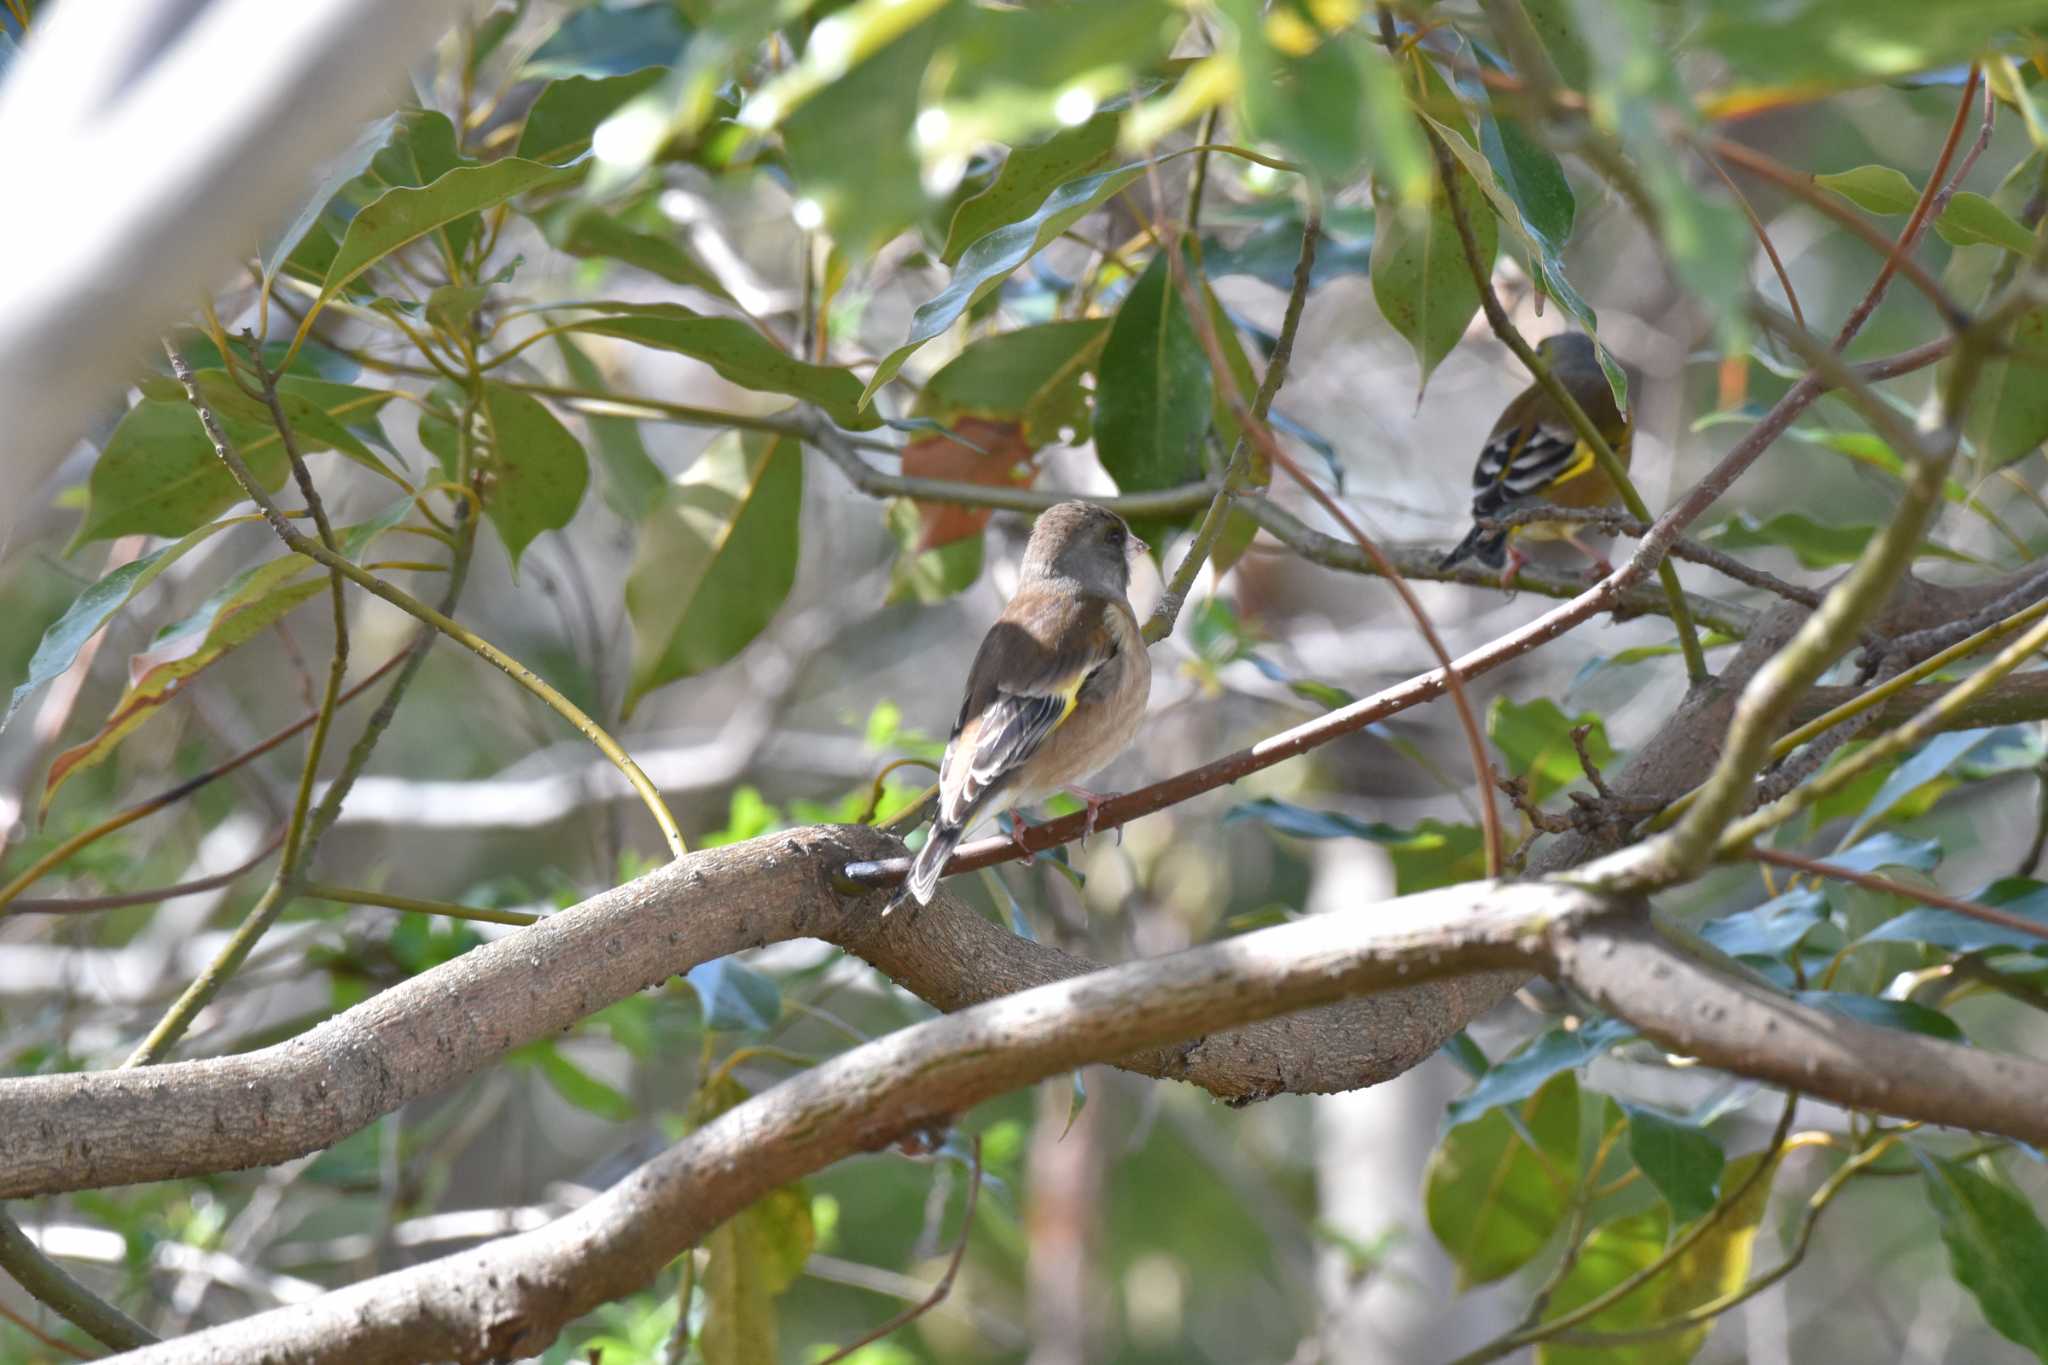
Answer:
1709;137;1969;330
0;650;405;915
1748;847;2048;945
11;829;285;914
1700;148;1806;331
1147;205;1320;643
814;1136;983;1365
247;334;350;880
1481;505;1824;610
300;881;540;928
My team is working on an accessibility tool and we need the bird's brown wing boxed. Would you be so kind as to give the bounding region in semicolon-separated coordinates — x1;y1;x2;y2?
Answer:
938;588;1119;828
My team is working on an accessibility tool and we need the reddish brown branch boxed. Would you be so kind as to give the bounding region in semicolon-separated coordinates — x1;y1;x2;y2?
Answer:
1748;846;2048;944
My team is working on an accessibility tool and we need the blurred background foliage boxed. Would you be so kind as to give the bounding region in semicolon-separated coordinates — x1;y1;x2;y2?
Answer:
7;0;2048;1360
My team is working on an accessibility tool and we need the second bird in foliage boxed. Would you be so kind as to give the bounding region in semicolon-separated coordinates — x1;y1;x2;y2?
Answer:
1439;332;1640;585
903;501;1152;907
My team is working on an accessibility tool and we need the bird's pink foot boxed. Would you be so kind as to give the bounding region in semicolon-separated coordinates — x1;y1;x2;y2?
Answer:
1496;545;1530;590
1000;812;1039;864
1063;784;1119;847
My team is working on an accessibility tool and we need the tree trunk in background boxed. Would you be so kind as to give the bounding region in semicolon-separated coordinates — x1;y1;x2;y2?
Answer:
1025;1071;1108;1365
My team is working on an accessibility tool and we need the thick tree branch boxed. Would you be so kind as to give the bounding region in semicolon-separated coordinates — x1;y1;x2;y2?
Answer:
108;885;2048;1364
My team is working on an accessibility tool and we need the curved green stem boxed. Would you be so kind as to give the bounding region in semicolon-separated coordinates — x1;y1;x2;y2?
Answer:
301;882;540;927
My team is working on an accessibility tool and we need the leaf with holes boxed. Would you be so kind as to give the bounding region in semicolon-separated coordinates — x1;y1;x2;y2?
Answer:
624;431;801;714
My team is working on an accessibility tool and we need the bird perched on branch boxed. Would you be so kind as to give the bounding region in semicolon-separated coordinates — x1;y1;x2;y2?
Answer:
903;501;1152;907
1439;332;1639;585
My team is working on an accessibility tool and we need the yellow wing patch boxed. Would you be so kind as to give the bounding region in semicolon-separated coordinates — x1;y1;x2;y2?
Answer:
1547;440;1598;488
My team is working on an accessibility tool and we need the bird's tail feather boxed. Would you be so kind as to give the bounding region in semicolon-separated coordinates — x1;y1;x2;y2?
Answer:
905;819;966;905
1439;523;1508;571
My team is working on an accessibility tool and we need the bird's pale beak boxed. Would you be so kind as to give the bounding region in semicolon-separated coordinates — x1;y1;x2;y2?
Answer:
1127;534;1148;558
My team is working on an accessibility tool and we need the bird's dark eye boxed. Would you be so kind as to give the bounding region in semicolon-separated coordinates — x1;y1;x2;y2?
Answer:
1108;525;1126;547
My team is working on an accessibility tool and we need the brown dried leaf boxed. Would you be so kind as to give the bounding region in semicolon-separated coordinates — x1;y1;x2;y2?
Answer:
901;416;1036;551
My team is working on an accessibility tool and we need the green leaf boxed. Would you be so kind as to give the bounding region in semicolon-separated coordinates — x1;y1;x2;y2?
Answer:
1424;1071;1580;1288
1224;798;1487;895
1370;171;1496;396
312;158;571;318
623;431;801;713
943;113;1121;265
701;1182;813;1365
1936;190;2039;254
1701;0;2048;91
1840;729;1985;843
1797;990;1966;1041
1227;0;1364;184
1829;831;1944;875
1487;697;1612;805
779;19;939;258
1622;1103;1725;1224
1704;511;1972;569
1538;1149;1781;1363
686;957;782;1032
887;499;986;605
1815;164;1922;215
478;382;590;571
523;1;691;78
863;160;1152;404
1202;201;1374;290
1094;249;1213;530
1967;309;2048;468
1920;1152;2048;1358
1861;877;2048;955
1444;1017;1634;1127
1520;0;1592;89
261;111;404;297
41;558;324;812
916;318;1110;446
1425;88;1612;401
1483;110;1575;248
163;370;408;489
523;1044;635;1122
516;67;666;163
555;335;666;520
1702;887;1830;958
3;517;250;733
569;303;877;430
72;400;289;546
542;202;730;298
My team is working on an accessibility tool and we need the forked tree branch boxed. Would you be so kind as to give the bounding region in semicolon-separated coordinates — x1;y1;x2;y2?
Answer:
102;870;2048;1364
